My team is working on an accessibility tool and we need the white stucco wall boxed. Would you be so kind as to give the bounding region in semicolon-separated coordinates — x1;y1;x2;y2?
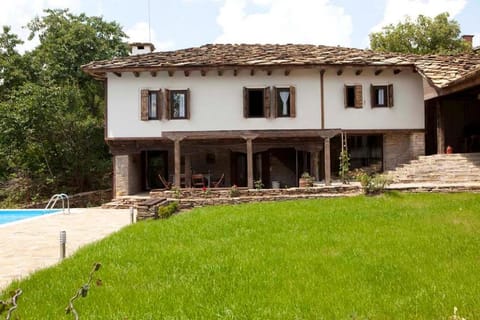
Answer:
106;68;425;138
107;69;321;138
324;69;425;130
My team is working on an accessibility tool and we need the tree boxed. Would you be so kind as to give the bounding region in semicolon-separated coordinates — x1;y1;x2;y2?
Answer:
369;12;471;55
27;9;128;115
0;26;31;101
0;9;128;206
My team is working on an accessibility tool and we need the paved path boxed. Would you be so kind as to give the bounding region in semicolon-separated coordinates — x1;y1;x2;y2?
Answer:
0;208;131;290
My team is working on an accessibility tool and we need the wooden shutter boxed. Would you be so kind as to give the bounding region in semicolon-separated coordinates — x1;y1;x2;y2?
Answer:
343;85;348;108
263;87;271;118
156;89;163;120
140;89;149;120
185;89;191;119
243;87;248;118
370;85;375;108
272;86;277;118
289;86;296;117
354;85;363;108
388;84;394;107
165;89;171;120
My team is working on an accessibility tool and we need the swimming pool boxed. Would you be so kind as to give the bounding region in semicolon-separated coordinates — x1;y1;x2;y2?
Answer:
0;209;60;225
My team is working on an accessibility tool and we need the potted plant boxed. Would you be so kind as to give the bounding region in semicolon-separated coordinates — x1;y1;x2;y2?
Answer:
299;172;313;188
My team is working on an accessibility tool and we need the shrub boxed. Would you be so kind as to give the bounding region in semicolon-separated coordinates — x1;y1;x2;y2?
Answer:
254;179;264;190
229;185;240;197
353;169;392;195
157;202;179;219
338;150;350;184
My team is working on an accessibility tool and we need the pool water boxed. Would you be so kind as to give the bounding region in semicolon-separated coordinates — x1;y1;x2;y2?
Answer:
0;209;60;225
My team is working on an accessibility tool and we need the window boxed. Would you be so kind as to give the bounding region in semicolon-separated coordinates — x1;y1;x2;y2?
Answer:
243;87;270;118
273;86;296;117
140;89;162;120
166;89;190;119
347;135;383;172
344;85;363;108
371;84;393;108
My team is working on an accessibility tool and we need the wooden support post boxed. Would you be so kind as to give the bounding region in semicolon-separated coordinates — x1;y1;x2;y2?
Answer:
312;151;320;181
174;139;182;188
436;100;445;154
185;154;192;188
246;138;254;189
324;137;331;186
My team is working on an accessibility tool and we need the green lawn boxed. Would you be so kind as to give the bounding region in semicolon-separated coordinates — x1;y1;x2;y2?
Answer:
3;193;480;319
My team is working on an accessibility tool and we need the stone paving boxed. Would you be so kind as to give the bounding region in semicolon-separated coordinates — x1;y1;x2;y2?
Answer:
0;208;131;290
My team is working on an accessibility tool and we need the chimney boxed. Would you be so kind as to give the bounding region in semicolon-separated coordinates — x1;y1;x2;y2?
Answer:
462;35;474;48
128;42;155;55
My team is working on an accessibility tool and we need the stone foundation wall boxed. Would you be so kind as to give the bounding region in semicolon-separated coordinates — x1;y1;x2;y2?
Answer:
384;132;425;171
114;154;142;196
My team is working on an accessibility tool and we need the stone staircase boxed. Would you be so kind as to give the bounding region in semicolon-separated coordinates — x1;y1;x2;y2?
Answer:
388;153;480;186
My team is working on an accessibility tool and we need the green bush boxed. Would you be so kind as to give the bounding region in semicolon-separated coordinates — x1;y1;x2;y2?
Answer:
157;202;179;219
353;169;392;195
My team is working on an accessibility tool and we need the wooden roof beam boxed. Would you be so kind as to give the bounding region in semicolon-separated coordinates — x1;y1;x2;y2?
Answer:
355;69;363;76
233;69;238;76
184;70;190;77
201;70;207;76
113;72;122;77
250;69;255;76
284;69;291;76
168;70;174;77
217;70;223;76
266;70;272;76
133;71;140;77
337;69;343;76
150;71;157;77
374;70;383;76
393;69;402;75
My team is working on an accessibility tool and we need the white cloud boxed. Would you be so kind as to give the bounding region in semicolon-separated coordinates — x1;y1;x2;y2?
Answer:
214;0;353;46
125;22;175;51
372;0;467;33
0;0;81;52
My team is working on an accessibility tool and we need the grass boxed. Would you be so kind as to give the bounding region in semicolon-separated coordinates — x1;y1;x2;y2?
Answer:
2;192;480;319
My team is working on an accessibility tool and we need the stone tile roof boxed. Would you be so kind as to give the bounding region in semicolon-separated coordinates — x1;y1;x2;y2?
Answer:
81;43;480;89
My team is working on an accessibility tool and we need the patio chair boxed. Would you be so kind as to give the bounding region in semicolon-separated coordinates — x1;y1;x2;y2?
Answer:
158;174;172;190
191;174;205;188
212;173;225;188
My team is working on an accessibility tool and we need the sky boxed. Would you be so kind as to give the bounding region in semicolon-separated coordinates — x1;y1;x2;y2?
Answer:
1;0;479;53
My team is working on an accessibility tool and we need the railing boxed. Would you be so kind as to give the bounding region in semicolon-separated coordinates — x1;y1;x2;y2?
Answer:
45;193;70;214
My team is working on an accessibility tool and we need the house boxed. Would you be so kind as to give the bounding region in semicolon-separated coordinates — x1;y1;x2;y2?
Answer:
82;43;479;196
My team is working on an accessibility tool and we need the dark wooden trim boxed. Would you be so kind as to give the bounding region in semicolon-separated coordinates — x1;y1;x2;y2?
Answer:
161;129;342;140
393;69;401;75
355;69;362;76
374;70;383;76
337;69;343;76
343;129;424;134
113;72;122;77
250;69;255;76
320;69;325;129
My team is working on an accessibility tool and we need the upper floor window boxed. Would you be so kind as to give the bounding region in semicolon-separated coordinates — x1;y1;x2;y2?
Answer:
243;87;270;118
166;89;190;119
371;84;393;108
273;86;296;117
140;89;161;120
344;85;363;108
